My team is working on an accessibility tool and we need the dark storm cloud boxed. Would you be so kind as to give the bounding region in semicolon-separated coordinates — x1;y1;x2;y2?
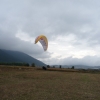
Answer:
0;32;51;59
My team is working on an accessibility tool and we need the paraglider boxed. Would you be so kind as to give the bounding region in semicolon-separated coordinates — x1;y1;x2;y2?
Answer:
35;35;48;51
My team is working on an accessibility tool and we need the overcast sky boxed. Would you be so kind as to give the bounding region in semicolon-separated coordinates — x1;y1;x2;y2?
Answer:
0;0;100;66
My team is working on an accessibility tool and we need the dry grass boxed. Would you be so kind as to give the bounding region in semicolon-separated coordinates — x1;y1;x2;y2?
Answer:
0;66;100;100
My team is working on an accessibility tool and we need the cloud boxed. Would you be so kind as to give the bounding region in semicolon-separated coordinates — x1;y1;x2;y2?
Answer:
0;0;100;66
59;55;100;66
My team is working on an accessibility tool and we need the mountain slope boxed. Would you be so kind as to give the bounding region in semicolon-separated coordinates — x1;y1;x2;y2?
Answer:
0;49;22;62
0;49;46;66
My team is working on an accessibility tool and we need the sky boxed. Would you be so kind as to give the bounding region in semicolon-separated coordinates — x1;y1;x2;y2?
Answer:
0;0;100;66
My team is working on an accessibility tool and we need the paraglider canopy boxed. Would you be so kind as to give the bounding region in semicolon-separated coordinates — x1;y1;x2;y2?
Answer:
35;35;48;51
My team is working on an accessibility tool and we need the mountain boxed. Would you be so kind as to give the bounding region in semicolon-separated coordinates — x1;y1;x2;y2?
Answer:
0;49;46;66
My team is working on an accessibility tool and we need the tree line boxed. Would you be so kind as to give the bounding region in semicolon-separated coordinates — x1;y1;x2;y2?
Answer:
0;62;30;66
47;65;75;69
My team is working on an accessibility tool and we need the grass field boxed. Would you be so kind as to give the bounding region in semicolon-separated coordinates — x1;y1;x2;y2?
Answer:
0;66;100;100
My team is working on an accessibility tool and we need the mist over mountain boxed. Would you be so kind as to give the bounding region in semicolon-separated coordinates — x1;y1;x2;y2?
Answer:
51;65;100;69
0;49;46;66
0;49;100;69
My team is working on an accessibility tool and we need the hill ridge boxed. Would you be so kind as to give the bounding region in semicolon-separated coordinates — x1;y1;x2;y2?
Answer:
0;49;46;66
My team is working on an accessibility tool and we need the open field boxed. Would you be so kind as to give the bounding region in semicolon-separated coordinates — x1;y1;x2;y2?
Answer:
0;66;100;100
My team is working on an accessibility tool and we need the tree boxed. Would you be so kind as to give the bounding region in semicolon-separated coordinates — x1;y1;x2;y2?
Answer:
71;66;74;69
47;65;50;68
53;66;55;68
25;63;29;67
32;63;35;67
59;65;61;68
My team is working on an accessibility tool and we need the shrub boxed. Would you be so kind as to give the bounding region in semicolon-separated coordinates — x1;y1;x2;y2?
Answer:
31;63;35;67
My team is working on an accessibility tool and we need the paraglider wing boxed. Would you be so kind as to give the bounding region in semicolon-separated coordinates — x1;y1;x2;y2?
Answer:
35;35;48;51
